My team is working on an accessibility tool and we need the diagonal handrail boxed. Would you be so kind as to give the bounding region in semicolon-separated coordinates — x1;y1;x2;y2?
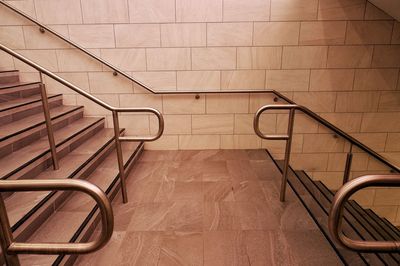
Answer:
329;174;400;252
0;179;113;265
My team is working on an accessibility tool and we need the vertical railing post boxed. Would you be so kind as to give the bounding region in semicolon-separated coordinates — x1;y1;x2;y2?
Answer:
0;195;20;266
280;108;296;202
39;72;59;170
112;111;128;203
343;144;353;185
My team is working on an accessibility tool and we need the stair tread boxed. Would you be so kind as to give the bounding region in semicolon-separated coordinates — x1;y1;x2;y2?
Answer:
18;142;141;266
0;93;59;112
4;128;116;227
0;105;82;140
0;116;103;179
0;81;39;90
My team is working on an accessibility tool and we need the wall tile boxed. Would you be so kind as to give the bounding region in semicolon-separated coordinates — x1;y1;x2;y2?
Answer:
132;72;176;91
69;25;115;48
249;93;285;113
77;94;119;115
163;95;205;114
290;153;329;171
179;135;220;149
117;114;150;135
0;26;25;49
0;0;36;25
277;113;318;133
320;113;362;133
235;114;276;134
161;24;206;47
150;115;191;135
81;0;129;23
262;134;303;154
88;72;133;93
147;48;191;71
176;0;223;22
318;0;365;20
254;22;300;46
293;92;336;112
35;0;82;24
364;2;393;20
299;21;346;45
221;135;261;149
251;47;282;69
119;94;162;110
115;24;160;48
392;22;400;44
282;46;328;69
129;0;175;23
221;70;265;90
374;189;400;206
23;25;70;49
271;0;318;21
266;70;309;91
350;132;387;151
192;114;234;134
223;0;270;21
100;49;146;71
192;48;236;70
206;94;249;114
327;45;373;68
353;69;399;91
361;113;400;132
177;71;220;91
346;21;393;45
386;133;400;152
310;69;354;91
336;92;380;112
14;50;58;72
45;72;90;94
372;45;400;67
378;92;400;112
207;23;253;46
145;135;179;150
56;49;102;72
303;134;345;152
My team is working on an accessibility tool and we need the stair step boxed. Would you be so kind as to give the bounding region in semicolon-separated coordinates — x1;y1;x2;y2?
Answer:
0;105;83;157
297;171;397;265
314;181;400;262
364;208;400;241
6;128;119;239
0;116;104;181
0;81;41;98
0;70;19;84
266;154;368;265
0;94;62;126
18;142;143;266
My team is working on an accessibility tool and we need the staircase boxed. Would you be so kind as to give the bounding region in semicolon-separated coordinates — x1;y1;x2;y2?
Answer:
0;70;144;265
267;150;400;266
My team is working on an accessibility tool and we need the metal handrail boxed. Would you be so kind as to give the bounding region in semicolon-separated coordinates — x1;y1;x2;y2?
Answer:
0;43;164;203
328;175;400;252
0;179;113;265
254;104;400;201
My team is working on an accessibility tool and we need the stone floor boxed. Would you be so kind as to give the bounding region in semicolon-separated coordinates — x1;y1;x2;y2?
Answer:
75;149;342;266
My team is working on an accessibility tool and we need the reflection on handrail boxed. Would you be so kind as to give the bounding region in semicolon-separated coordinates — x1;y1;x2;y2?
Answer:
0;179;113;265
0;43;164;203
329;175;400;252
254;104;400;201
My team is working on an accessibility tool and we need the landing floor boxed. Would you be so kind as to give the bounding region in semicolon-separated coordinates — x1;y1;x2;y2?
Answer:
76;149;342;266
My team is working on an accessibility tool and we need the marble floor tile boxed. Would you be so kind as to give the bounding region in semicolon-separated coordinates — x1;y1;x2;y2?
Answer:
203;202;241;231
203;181;234;202
226;160;259;181
235;201;280;230
233;180;267;202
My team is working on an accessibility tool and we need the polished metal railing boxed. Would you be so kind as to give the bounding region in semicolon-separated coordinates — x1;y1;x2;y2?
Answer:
0;43;164;203
0;179;113;265
254;104;400;202
328;175;400;252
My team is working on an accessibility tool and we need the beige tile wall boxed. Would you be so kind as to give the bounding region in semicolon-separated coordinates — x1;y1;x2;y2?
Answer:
0;0;399;224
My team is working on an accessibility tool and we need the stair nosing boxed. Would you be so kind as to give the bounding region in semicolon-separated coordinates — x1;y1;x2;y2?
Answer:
0;81;41;90
0;93;62;113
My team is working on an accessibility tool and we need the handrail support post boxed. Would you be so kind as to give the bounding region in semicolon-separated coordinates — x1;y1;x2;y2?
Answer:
0;195;20;265
39;72;59;170
112;111;128;203
280;108;295;202
343;144;353;185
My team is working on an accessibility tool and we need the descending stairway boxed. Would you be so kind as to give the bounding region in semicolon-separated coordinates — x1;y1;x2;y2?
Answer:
265;150;400;266
0;70;144;265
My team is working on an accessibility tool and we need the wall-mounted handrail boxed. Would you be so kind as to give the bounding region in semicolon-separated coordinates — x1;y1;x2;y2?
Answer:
0;43;164;203
328;175;400;252
254;104;400;201
0;179;113;265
